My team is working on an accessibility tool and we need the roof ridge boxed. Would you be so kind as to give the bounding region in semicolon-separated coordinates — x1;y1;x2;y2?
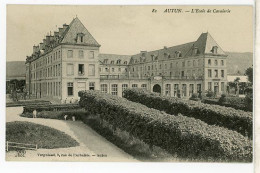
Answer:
99;53;132;56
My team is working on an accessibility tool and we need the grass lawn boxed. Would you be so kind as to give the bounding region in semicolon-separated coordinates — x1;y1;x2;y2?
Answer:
6;121;79;149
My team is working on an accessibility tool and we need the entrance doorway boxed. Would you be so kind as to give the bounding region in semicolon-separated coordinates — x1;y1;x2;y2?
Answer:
153;84;161;93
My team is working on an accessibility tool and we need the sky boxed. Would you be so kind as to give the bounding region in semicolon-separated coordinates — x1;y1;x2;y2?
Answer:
6;5;253;62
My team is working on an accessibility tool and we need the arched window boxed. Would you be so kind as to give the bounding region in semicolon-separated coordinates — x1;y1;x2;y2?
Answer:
208;59;211;65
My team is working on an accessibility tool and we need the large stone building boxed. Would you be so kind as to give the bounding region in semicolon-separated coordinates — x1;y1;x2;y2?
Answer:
25;17;227;103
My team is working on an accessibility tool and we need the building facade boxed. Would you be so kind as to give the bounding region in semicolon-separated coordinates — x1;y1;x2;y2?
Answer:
26;17;227;103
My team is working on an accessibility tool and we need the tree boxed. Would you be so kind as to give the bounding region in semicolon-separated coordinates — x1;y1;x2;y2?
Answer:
245;67;253;83
234;77;240;96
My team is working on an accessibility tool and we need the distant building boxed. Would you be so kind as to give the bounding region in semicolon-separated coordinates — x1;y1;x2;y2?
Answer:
25;17;227;103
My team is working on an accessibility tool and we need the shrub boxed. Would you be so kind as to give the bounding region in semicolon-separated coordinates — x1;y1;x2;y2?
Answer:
190;93;200;101
206;91;214;98
23;104;80;114
79;90;252;162
123;89;253;138
204;96;250;112
245;93;253;112
20;109;88;121
218;94;227;104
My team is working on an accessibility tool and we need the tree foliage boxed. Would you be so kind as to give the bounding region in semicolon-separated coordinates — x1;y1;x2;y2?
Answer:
245;67;253;83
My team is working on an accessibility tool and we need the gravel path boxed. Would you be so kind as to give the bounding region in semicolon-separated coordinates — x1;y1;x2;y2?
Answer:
5;107;138;162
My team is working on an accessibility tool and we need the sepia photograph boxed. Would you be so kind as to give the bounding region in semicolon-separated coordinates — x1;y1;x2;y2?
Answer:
5;4;254;164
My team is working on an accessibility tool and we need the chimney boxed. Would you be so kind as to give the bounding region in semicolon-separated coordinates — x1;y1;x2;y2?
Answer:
39;43;44;50
54;31;59;37
58;27;65;36
35;45;39;52
33;45;37;54
63;24;69;30
50;35;54;42
46;36;50;45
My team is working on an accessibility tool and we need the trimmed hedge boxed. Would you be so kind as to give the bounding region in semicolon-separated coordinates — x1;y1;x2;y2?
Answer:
79;90;252;162
21;109;87;120
23;104;80;114
203;97;250;112
123;89;253;138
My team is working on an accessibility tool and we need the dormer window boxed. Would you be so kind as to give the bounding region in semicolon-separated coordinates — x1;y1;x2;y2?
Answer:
175;51;182;58
76;33;85;43
211;46;218;54
123;61;128;65
111;61;114;64
103;59;108;64
164;52;170;58
193;47;199;55
116;60;121;64
151;55;154;61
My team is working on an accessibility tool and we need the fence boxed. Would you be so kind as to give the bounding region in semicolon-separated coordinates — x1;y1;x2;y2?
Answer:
6;141;38;151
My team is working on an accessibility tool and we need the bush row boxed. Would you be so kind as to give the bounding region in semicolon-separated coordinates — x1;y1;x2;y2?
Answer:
21;109;87;121
203;98;249;112
79;90;252;162
23;104;80;113
123;89;253;138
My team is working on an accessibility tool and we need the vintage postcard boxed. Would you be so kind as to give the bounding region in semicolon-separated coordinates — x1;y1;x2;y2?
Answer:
5;4;254;167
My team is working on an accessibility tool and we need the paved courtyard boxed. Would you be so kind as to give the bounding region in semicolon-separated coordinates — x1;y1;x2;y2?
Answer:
5;107;138;162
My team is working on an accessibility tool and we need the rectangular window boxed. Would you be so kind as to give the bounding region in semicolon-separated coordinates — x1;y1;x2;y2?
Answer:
79;50;84;58
58;64;60;76
141;84;147;90
221;70;224;77
78;64;84;75
122;84;128;96
181;71;185;77
208;82;212;91
132;84;138;88
215;70;218;78
88;64;95;76
89;82;95;90
189;84;194;96
197;84;201;92
89;51;94;59
208;69;212;78
101;84;108;93
182;61;185;67
221;82;225;92
111;84;118;96
215;60;218;66
182;84;187;97
118;68;121;72
67;82;73;96
80;36;84;42
165;84;171;96
221;60;224;66
67;64;74;76
67;50;73;58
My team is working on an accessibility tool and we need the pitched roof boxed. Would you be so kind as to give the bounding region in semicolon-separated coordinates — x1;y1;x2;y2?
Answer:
130;32;226;64
99;53;132;65
61;17;100;47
